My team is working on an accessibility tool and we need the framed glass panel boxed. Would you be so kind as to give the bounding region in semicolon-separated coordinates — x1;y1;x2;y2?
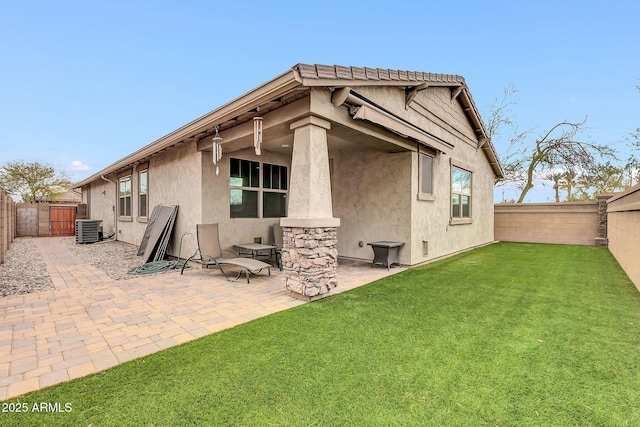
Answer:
263;192;287;218
452;193;460;218
139;170;148;218
263;164;287;190
462;195;470;217
263;164;272;189
421;154;433;194
452;168;463;193
230;189;258;218
119;176;132;217
231;158;259;188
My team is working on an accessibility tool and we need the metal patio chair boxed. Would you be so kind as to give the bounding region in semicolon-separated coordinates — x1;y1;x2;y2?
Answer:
180;223;271;283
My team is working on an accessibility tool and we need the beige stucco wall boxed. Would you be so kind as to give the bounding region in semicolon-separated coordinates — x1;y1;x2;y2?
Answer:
607;184;640;291
410;149;496;265
87;179;117;235
327;85;497;265
494;202;599;245
332;149;413;264
85;141;203;257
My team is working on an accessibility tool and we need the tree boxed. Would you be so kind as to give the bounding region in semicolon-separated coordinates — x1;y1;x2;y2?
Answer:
542;171;563;202
0;160;72;203
623;84;640;187
487;87;616;203
573;162;627;200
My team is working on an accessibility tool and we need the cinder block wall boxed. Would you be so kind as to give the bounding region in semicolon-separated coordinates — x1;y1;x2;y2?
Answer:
16;204;39;236
494;202;599;245
607;184;640;291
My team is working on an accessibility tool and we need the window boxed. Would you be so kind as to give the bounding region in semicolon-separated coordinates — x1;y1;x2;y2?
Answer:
119;176;132;217
263;163;287;218
230;158;288;218
451;166;471;219
420;154;433;195
139;169;148;218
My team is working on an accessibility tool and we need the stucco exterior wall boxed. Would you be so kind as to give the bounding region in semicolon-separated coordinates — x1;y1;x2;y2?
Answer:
607;184;640;291
410;148;496;265
87;179;116;235
85;141;203;257
332;149;412;264
494;202;599;245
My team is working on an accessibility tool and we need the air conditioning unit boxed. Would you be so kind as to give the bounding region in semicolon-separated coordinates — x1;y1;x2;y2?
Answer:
76;219;102;244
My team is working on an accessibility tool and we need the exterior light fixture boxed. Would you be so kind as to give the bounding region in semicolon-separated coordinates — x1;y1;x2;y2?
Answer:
212;125;223;176
253;116;263;155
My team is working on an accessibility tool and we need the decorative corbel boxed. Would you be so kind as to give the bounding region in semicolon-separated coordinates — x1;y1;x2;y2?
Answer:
405;83;428;108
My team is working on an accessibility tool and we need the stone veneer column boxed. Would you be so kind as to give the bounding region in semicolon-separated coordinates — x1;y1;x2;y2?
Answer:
595;193;615;247
280;116;340;300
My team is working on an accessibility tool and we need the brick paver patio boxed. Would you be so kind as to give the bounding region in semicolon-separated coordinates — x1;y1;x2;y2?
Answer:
0;237;404;400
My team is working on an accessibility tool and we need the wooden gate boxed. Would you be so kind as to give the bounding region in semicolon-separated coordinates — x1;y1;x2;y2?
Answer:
49;206;76;236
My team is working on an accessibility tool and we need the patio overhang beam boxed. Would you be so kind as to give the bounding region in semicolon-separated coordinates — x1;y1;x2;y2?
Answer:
333;87;454;155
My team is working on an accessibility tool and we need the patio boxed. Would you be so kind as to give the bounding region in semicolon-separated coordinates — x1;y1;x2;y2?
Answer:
0;237;404;400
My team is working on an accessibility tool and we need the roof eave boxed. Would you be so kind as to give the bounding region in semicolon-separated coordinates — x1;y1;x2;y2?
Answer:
74;69;302;188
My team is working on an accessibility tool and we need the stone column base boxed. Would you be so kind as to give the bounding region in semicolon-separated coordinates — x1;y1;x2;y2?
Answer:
281;227;338;300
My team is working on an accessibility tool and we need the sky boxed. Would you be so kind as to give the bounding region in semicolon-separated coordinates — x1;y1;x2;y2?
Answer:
1;0;639;202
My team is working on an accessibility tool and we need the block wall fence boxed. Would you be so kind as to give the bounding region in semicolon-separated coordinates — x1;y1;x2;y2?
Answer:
494;190;639;291
606;184;640;292
494;201;602;246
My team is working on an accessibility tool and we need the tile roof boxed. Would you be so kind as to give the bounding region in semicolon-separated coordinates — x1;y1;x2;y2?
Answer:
295;63;465;85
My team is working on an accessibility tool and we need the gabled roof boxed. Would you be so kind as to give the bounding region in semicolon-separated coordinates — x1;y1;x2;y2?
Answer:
75;63;503;188
293;64;503;177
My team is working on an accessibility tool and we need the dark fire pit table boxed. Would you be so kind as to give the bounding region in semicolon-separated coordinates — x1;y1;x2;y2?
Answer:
367;241;404;270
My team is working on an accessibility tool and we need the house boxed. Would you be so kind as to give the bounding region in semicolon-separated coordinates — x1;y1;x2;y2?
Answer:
74;63;503;300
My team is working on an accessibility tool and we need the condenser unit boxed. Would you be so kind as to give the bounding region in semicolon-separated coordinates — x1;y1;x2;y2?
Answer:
76;219;102;244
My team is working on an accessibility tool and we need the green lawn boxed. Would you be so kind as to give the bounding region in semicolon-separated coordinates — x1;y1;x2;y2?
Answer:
3;243;640;426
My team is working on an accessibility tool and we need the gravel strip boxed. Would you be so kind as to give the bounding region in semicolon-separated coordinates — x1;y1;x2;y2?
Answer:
0;238;53;297
62;237;175;281
1;237;176;298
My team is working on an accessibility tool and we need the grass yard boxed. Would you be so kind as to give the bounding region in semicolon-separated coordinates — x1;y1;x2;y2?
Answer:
3;242;640;426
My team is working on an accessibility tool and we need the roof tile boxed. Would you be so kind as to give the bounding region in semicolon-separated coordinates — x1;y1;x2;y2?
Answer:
297;63;319;79
316;64;338;79
364;67;380;80
376;68;391;80
295;64;466;85
335;65;353;80
351;66;367;80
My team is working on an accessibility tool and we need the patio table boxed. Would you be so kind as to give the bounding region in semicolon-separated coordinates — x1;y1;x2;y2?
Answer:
367;241;404;270
234;243;277;266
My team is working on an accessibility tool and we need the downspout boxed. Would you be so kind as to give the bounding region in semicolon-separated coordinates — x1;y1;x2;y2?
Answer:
101;175;117;238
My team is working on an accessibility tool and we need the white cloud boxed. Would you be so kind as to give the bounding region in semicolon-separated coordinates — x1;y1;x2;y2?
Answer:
65;160;90;171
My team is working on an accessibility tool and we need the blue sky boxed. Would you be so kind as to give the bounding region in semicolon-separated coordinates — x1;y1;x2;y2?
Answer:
1;0;638;202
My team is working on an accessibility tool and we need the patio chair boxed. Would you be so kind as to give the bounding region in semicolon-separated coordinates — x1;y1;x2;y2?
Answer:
271;223;284;270
180;224;271;283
